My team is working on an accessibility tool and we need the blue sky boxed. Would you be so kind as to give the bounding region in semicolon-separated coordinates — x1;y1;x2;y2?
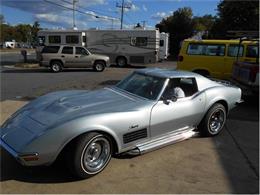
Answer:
0;0;220;30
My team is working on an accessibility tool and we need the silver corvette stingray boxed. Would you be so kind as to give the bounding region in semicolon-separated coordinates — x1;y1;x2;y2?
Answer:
1;68;242;178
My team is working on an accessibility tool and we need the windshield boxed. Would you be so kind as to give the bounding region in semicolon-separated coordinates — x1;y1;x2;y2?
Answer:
116;72;166;100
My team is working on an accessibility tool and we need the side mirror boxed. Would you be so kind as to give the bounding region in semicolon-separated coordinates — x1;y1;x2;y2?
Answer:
161;95;177;104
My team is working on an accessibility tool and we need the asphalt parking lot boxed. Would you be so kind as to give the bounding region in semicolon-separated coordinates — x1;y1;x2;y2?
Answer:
0;61;259;193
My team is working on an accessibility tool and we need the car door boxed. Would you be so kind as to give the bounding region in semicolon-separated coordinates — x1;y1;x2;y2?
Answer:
61;46;74;67
150;78;206;138
73;47;92;67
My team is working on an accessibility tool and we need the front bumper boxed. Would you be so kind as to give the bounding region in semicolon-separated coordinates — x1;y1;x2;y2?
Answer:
0;138;38;166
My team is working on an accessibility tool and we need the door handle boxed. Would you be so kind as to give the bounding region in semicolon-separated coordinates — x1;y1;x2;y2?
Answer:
75;56;79;58
61;55;65;58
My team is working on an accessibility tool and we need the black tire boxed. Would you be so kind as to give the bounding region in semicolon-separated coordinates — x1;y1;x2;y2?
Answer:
93;61;105;72
50;61;62;73
199;103;226;137
67;132;112;179
193;70;209;77
116;56;127;67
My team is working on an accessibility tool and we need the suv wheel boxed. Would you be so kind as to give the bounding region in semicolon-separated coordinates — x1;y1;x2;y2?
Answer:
93;61;105;72
50;61;62;73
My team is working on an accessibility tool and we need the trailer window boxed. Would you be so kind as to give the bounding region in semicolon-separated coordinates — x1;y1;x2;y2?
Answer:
38;36;45;46
49;36;61;44
62;46;73;54
227;45;244;57
160;40;164;47
66;35;79;44
187;44;225;56
246;45;258;58
131;37;148;46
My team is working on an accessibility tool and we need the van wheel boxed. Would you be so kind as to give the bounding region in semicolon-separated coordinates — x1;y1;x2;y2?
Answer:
116;57;127;67
193;70;209;77
93;61;105;72
50;61;62;73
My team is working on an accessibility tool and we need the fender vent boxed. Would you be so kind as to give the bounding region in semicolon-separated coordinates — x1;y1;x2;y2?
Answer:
123;128;147;144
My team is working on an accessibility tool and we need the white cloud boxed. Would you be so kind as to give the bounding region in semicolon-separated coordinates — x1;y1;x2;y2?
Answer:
151;12;167;20
142;4;148;12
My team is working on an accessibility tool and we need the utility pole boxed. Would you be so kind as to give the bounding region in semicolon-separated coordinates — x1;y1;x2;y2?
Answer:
116;0;131;29
73;0;78;29
141;20;146;29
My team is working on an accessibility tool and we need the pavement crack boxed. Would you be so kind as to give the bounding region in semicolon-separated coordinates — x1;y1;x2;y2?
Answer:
225;124;259;179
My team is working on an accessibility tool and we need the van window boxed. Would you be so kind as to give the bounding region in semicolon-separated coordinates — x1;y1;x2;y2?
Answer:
246;45;258;58
187;44;225;56
228;45;244;57
131;37;148;46
41;46;60;53
49;36;61;44
62;46;73;54
66;35;79;44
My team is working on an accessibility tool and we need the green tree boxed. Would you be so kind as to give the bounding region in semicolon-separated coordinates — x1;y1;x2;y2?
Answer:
211;0;259;38
156;7;195;57
193;15;216;38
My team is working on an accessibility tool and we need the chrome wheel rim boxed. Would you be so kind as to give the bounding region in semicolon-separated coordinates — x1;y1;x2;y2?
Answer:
52;64;60;72
82;136;111;174
208;109;225;134
95;64;103;71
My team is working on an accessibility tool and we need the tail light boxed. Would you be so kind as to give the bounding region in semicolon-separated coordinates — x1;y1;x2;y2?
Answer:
178;55;184;62
250;66;259;82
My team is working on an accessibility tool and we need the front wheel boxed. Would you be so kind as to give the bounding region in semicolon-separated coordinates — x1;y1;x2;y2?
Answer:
116;56;127;67
199;103;226;136
67;132;112;179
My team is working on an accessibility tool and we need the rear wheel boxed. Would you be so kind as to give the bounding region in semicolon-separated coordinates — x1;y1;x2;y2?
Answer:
67;132;112;179
50;61;62;73
199;103;226;136
93;61;105;72
116;56;127;67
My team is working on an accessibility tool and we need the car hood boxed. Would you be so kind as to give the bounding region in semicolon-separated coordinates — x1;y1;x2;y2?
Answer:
3;88;150;128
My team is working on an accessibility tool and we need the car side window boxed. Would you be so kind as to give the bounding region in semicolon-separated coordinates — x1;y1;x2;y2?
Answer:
62;46;73;54
162;77;198;99
76;47;88;55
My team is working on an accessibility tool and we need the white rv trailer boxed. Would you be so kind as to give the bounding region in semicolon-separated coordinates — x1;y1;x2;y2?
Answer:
159;32;169;61
37;29;160;66
37;30;86;47
84;29;160;66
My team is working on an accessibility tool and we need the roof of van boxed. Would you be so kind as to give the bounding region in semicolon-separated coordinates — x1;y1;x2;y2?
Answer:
183;39;258;44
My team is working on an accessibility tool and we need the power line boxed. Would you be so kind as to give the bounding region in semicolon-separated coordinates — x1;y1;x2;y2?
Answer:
43;0;119;28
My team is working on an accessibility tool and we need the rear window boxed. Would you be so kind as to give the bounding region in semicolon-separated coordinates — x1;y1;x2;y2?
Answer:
187;44;225;56
62;46;73;54
246;45;258;58
41;46;60;53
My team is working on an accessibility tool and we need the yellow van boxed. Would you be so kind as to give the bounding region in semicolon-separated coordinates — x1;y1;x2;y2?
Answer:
177;39;258;80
